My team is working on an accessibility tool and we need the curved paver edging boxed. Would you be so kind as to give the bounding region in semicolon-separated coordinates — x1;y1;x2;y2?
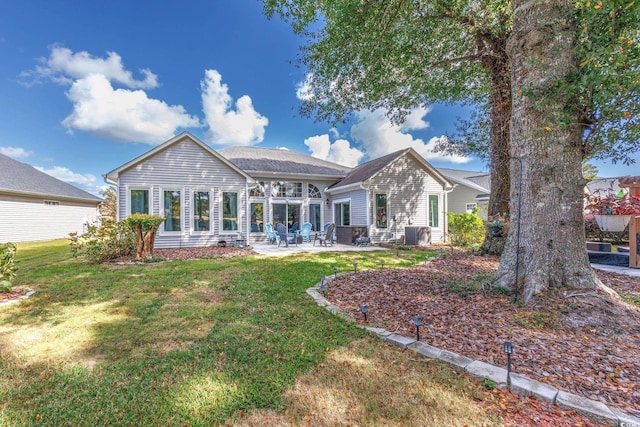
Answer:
308;275;640;427
0;289;36;308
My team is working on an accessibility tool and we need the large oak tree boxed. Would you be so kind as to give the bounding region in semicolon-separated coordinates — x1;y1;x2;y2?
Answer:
264;0;640;303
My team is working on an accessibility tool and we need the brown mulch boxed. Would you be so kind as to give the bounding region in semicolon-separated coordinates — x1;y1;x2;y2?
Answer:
328;252;640;422
153;246;256;260
0;287;28;303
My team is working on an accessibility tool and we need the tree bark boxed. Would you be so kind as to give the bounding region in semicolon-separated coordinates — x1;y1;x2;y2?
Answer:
481;39;512;255
498;0;598;303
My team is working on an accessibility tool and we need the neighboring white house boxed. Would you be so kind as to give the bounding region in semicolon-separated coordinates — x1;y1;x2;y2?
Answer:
0;153;101;243
437;168;491;219
106;132;454;247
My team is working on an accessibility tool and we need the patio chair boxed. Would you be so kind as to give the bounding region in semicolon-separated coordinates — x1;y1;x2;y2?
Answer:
314;223;335;247
276;223;298;247
264;223;280;245
300;222;312;242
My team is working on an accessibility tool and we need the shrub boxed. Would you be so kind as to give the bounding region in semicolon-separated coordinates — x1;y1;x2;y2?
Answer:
1;242;17;292
447;212;485;247
69;219;136;263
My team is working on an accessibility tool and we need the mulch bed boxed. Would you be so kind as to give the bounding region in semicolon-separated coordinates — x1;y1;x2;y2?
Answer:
328;251;640;422
0;287;28;304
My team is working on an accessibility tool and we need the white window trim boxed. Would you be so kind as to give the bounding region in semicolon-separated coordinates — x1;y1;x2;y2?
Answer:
308;201;323;232
374;193;389;230
428;193;442;229
249;201;265;234
160;187;184;235
220;190;241;234
465;202;477;214
192;189;213;235
126;186;151;216
332;197;351;226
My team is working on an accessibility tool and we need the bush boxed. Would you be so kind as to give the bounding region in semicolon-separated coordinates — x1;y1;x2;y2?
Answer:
447;212;485;248
1;242;17;292
69;219;136;263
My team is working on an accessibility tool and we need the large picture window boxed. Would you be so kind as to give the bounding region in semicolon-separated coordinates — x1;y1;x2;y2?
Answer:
193;191;210;232
375;194;388;228
163;190;181;232
250;202;264;233
130;189;149;214
273;203;301;233
222;192;238;231
429;195;439;228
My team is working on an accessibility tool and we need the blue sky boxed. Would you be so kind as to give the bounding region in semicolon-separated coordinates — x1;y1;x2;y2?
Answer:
0;1;633;196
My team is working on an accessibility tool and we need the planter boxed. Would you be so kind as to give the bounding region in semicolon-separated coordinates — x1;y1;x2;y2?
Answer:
594;214;632;232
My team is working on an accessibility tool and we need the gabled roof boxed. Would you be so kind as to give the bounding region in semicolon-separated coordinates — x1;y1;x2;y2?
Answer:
105;132;252;182
219;146;352;179
437;167;491;193
0;153;101;203
328;148;452;192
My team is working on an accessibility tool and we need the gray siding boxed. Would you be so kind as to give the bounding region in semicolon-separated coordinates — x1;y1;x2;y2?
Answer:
367;155;446;243
448;186;488;220
0;193;99;243
118;138;247;248
330;189;368;226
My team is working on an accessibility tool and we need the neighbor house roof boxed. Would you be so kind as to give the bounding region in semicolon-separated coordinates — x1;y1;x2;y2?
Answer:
437;167;491;194
219;146;352;179
328;148;452;192
0;153;101;203
105;132;252;182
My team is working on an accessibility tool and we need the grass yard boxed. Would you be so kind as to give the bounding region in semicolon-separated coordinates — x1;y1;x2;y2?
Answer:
0;241;506;426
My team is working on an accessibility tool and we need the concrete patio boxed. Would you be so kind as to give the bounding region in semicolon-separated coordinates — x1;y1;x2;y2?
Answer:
249;241;387;256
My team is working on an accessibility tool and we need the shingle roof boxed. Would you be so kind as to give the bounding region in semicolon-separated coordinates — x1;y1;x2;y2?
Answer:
0;153;100;202
329;149;410;190
436;167;491;193
219;146;352;178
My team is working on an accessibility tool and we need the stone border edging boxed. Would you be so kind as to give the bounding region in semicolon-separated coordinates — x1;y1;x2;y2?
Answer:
307;278;640;427
0;289;35;308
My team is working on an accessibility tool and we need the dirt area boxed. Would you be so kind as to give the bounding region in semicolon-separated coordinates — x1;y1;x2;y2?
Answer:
328;251;640;418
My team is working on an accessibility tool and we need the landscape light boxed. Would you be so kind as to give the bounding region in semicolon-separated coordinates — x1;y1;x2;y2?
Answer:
319;275;327;297
360;304;368;322
503;341;514;385
333;267;338;278
412;316;423;341
411;258;416;265
380;259;385;269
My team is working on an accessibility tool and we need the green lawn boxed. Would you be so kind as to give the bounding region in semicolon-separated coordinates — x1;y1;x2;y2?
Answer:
0;241;501;426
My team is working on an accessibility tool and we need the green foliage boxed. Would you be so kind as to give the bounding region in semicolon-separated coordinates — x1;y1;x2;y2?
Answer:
446;273;494;297
98;186;117;220
0;242;17;292
447;212;485;248
123;213;164;232
69;219;135;263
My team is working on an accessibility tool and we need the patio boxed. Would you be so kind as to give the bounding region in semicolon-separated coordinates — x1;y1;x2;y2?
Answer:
250;241;387;256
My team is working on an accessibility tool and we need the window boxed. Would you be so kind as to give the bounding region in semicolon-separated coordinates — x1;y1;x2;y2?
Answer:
249;181;265;197
250;202;264;233
272;181;302;198
273;203;301;233
222;192;238;231
163;190;181;232
375;194;388;228
429;195;439;228
130;189;149;214
334;201;350;226
309;203;322;232
465;203;477;214
308;184;322;199
193;191;210;232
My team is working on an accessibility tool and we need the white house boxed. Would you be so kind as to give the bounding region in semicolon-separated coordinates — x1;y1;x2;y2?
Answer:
105;132;455;247
0;153;101;243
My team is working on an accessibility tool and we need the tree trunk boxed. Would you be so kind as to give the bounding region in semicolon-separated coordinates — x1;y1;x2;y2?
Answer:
481;40;512;255
498;0;598;303
143;231;153;260
133;225;144;260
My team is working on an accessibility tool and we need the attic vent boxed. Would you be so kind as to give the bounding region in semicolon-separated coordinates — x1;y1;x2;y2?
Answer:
44;200;60;206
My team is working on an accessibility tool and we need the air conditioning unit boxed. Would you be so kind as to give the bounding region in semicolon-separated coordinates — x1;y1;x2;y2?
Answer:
404;226;431;245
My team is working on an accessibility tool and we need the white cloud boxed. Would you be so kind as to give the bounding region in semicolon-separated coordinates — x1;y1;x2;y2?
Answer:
304;134;364;167
0;146;33;159
201;70;269;146
28;46;158;89
62;74;200;144
295;74;314;101
350;108;470;164
35;165;100;195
